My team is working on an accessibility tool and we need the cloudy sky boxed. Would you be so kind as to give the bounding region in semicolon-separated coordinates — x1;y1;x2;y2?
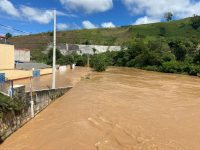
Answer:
0;0;200;35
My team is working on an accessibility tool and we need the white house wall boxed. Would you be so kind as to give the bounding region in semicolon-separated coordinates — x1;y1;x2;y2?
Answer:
15;50;30;62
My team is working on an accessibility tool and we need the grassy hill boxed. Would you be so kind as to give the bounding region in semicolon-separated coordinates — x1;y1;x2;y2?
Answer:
8;17;200;61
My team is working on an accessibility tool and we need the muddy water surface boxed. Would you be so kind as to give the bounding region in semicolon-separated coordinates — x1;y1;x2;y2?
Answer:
14;66;90;91
1;67;200;150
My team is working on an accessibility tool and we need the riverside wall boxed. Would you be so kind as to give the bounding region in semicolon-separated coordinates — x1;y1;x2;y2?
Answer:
0;86;72;142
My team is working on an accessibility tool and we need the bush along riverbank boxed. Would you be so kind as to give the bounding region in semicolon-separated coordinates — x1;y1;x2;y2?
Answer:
68;37;200;75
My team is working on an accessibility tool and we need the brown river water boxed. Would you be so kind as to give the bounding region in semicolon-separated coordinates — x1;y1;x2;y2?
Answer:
1;67;200;150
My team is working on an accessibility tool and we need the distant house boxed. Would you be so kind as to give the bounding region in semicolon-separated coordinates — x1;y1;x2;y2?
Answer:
0;43;15;70
15;49;30;62
0;35;7;44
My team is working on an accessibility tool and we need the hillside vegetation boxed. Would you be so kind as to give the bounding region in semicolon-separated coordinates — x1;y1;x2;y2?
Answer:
9;17;200;49
8;17;200;64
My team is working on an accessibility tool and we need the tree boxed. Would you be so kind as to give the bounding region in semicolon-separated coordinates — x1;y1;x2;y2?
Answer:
5;33;12;38
90;54;107;72
164;12;173;21
47;49;63;65
65;52;78;65
191;15;200;29
169;40;187;61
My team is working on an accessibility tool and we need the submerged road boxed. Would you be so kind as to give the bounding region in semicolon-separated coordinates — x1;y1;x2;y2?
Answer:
1;67;200;150
14;66;90;91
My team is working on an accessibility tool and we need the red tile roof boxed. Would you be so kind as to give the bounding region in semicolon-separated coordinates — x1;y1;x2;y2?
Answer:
0;35;6;38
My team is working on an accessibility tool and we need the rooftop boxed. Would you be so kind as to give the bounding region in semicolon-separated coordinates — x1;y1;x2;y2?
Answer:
15;48;30;51
0;35;7;39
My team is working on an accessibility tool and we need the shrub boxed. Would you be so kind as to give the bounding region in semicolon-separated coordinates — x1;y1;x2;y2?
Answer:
76;54;88;66
130;50;162;67
189;66;200;76
182;64;200;76
65;54;77;65
0;93;23;118
90;54;107;72
161;61;183;73
114;51;127;66
162;52;176;62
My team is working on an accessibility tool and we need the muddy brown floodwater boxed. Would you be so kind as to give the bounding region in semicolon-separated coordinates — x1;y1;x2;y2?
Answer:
14;66;90;91
1;67;200;150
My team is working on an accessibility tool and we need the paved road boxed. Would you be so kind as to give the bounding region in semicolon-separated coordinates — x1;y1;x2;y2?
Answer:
1;67;200;150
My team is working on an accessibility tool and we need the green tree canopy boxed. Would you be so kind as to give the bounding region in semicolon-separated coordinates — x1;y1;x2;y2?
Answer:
191;15;200;29
5;33;12;38
164;12;173;21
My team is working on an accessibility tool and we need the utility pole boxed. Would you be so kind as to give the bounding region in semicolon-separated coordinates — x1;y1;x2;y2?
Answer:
52;9;56;89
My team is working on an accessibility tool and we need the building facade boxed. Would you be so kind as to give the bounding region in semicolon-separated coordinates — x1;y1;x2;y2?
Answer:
0;44;15;70
15;49;30;62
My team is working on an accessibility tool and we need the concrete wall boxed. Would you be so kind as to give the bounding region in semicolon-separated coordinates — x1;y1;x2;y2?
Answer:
26;87;71;115
66;44;121;55
15;50;30;62
0;44;14;70
45;43;121;56
0;86;72;142
79;45;121;54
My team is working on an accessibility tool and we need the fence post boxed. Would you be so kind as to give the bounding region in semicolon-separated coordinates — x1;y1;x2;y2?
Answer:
10;80;14;98
30;77;34;118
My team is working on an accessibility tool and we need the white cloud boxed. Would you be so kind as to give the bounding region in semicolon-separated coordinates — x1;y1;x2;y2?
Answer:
122;0;200;19
19;6;73;24
60;0;113;13
82;20;97;29
0;0;76;24
133;16;160;25
101;22;115;28
57;23;69;30
20;6;54;24
0;0;20;17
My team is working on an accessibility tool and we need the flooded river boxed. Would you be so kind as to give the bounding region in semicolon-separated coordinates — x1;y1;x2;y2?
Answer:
14;66;90;91
1;67;200;150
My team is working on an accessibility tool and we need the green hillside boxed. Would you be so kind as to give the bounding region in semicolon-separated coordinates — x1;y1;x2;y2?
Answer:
8;17;200;60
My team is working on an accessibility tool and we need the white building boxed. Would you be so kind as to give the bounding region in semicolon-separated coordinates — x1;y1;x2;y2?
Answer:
15;49;30;62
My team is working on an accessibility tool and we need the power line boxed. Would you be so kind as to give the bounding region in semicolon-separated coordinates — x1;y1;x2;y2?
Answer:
0;23;31;34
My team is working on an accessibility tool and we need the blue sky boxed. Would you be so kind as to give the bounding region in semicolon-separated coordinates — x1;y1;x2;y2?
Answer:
0;0;200;35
